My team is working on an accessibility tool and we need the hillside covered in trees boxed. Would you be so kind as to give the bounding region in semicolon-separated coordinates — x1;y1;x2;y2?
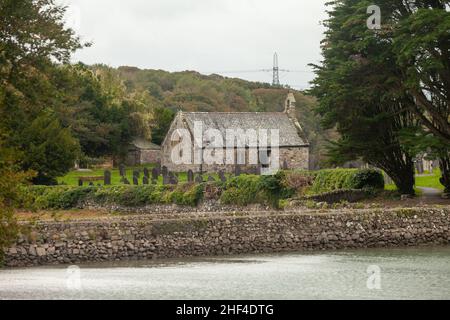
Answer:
103;65;333;169
1;0;332;188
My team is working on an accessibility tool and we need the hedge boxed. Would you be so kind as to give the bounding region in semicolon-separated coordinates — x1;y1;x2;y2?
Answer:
220;175;268;206
308;168;384;194
219;169;383;206
24;169;384;210
27;184;204;209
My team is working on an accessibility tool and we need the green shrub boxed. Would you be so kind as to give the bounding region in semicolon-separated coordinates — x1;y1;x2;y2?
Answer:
180;184;204;206
24;168;384;210
93;185;130;204
27;183;204;209
350;169;385;190
220;175;264;206
29;186;97;209
308;169;384;194
220;174;285;207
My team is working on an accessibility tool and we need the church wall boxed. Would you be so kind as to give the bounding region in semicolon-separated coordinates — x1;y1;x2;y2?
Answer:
279;147;310;170
162;145;310;174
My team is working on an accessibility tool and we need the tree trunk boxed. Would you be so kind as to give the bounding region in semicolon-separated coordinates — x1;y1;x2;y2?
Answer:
389;168;415;195
392;176;415;195
439;156;450;194
377;155;415;195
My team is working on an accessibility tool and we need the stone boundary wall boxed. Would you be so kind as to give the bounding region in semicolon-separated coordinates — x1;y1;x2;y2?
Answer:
4;207;450;267
301;189;370;204
80;200;272;215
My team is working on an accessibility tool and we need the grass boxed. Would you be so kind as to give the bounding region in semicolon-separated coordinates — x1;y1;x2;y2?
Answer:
57;165;222;186
384;170;444;193
415;170;445;191
58;167;446;191
384;184;423;196
57;165;155;185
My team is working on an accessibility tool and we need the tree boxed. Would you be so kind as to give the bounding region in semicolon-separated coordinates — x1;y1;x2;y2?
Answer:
400;127;450;193
19;110;80;185
53;64;134;159
369;0;450;192
151;107;175;145
0;0;86;184
0;140;33;263
386;1;450;143
390;1;450;193
310;0;418;194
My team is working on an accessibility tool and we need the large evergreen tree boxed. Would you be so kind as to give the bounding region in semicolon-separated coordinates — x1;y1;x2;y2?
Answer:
387;0;450;193
310;0;418;194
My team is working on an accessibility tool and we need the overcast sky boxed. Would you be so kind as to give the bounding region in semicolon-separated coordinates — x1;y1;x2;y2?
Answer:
62;0;328;90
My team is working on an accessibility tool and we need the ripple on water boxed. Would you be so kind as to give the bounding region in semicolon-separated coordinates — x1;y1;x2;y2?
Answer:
1;246;450;300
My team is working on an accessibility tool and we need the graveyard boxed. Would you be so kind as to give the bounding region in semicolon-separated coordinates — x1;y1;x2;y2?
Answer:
58;163;444;194
16;165;446;219
59;164;226;187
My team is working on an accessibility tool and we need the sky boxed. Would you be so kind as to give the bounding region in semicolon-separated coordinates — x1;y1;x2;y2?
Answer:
62;0;329;90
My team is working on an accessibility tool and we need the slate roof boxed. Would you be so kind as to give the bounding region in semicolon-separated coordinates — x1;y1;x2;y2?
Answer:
180;112;309;148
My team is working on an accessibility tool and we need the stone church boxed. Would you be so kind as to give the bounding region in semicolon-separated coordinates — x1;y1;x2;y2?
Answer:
161;93;310;173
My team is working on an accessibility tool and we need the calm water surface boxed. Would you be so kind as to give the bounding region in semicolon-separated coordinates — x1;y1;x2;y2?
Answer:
1;246;450;300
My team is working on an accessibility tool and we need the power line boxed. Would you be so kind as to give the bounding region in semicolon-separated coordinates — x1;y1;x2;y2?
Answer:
208;69;312;74
203;53;314;87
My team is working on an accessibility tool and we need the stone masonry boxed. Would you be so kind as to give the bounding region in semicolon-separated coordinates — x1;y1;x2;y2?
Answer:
4;207;450;268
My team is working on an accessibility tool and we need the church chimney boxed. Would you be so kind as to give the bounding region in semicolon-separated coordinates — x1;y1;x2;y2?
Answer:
284;92;296;119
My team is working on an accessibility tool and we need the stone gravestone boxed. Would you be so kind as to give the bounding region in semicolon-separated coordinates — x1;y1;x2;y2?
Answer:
195;174;204;184
234;165;241;177
132;170;140;185
119;164;126;177
218;171;227;183
415;160;424;175
143;176;149;185
104;170;112;185
152;168;160;181
187;170;194;183
208;175;215;182
282;160;289;170
162;166;168;177
162;171;170;185
168;172;178;185
143;168;150;179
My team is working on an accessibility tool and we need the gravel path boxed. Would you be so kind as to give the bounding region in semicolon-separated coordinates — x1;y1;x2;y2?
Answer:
417;186;442;199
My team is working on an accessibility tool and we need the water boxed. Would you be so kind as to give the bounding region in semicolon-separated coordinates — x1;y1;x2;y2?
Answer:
1;247;450;300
